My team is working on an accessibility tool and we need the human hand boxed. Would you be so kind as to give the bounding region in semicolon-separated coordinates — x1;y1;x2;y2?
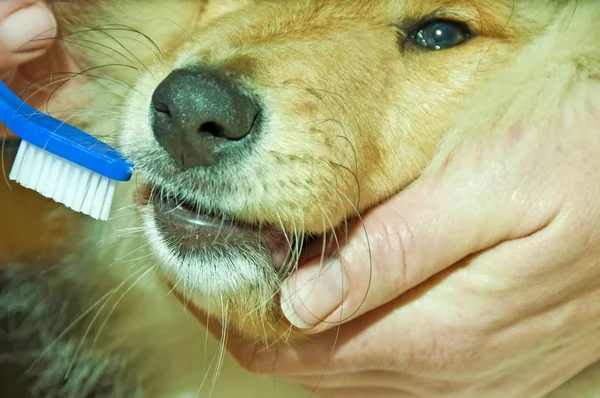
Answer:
1;0;81;139
220;85;600;398
1;1;57;86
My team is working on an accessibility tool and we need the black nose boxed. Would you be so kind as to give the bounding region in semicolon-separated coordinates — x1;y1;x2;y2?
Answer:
151;69;260;168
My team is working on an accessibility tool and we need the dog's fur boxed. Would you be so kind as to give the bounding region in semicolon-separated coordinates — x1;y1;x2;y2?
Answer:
2;0;600;396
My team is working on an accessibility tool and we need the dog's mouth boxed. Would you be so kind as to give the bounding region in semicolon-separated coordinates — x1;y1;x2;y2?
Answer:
136;184;331;274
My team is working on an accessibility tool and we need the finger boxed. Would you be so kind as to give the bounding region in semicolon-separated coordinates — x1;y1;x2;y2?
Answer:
280;125;560;333
0;1;56;71
209;279;448;376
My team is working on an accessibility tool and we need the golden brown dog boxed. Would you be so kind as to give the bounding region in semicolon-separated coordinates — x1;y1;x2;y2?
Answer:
1;0;599;396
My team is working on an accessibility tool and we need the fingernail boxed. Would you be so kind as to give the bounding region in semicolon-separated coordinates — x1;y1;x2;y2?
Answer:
1;3;57;52
281;259;349;330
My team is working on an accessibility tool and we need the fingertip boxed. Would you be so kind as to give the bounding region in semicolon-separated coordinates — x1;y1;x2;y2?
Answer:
280;280;313;330
280;259;348;333
0;2;56;67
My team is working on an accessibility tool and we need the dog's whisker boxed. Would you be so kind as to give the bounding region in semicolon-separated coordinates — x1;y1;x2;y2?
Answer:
209;298;229;397
65;264;153;377
58;37;144;70
194;347;221;398
332;187;373;322
71;25;158;76
91;264;159;347
25;266;140;375
63;286;119;378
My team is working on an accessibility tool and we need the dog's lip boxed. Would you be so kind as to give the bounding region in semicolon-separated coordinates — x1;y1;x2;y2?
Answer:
153;197;225;229
137;184;294;270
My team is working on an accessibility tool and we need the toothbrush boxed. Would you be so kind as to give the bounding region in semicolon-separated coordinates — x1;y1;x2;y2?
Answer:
0;81;134;221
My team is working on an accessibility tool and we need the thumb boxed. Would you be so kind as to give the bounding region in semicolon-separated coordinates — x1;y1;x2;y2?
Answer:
280;128;557;334
0;1;57;71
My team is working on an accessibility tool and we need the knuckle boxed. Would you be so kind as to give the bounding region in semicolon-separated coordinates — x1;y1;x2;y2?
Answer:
338;209;418;316
370;208;416;298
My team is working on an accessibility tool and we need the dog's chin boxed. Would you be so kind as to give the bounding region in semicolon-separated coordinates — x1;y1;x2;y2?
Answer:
133;181;336;329
134;184;308;302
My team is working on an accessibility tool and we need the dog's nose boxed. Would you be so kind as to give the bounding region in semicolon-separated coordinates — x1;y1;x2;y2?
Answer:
151;69;259;168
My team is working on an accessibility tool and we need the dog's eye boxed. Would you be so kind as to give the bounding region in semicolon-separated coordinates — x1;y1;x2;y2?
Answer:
409;19;471;50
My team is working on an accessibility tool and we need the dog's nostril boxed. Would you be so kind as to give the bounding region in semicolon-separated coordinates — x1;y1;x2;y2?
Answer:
150;68;261;168
154;102;172;118
199;121;225;138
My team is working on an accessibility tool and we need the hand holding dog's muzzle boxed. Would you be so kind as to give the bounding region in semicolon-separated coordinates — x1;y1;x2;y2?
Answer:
279;116;570;334
279;160;553;334
222;86;600;397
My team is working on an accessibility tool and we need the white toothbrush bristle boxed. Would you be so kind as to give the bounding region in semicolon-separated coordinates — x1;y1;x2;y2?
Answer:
9;141;118;221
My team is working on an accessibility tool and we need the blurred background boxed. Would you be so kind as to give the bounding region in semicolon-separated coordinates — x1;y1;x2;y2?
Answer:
0;138;80;397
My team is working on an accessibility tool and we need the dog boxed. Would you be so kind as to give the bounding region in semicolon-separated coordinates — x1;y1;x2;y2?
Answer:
1;0;599;396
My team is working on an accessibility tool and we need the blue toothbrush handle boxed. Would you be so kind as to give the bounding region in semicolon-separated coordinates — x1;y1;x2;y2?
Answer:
0;81;134;181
